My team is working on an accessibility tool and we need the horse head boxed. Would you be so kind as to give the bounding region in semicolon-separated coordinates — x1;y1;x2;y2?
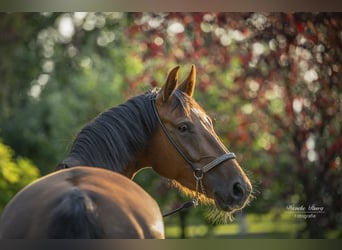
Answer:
149;65;252;215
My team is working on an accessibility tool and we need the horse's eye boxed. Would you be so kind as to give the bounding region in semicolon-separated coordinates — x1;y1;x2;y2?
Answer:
178;123;189;133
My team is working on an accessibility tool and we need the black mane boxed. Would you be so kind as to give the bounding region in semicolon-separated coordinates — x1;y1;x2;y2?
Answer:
62;89;159;173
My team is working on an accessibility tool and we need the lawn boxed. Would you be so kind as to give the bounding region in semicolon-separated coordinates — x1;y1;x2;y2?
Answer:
165;209;305;238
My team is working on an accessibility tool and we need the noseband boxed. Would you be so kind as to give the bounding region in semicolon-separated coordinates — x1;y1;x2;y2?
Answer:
151;97;236;208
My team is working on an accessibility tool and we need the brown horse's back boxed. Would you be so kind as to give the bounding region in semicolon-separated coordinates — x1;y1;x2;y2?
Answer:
0;167;164;239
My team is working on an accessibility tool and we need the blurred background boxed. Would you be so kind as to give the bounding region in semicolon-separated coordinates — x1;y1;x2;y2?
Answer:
0;12;341;238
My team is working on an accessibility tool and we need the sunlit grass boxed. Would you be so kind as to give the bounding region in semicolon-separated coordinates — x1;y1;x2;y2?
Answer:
165;209;305;238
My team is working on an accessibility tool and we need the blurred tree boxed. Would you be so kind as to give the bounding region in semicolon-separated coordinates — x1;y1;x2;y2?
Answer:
0;13;145;174
0;141;40;212
233;13;342;238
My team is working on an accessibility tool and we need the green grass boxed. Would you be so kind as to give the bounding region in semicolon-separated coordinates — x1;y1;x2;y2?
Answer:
165;209;305;238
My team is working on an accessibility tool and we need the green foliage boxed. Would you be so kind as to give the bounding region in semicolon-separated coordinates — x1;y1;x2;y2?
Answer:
0;141;40;212
0;13;143;174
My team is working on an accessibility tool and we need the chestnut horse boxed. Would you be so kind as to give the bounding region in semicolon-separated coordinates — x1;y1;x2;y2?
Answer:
0;65;252;238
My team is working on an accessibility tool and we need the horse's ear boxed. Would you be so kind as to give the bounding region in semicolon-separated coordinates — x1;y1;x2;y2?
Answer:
178;64;196;97
162;66;180;102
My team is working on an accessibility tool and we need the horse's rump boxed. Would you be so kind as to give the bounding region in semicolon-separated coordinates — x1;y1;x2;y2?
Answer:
0;167;164;239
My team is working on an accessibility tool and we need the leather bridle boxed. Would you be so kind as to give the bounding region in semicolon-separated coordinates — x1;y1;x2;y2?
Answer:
151;97;236;209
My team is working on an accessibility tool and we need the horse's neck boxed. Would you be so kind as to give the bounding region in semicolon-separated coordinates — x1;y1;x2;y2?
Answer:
60;93;157;178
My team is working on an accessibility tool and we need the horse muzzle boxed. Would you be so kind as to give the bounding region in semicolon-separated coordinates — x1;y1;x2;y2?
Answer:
213;178;252;212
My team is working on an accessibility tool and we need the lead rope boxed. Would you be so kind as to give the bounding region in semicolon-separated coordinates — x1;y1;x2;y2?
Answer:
162;200;195;217
163;170;205;217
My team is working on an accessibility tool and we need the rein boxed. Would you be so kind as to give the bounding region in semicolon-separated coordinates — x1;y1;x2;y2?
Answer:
151;97;236;217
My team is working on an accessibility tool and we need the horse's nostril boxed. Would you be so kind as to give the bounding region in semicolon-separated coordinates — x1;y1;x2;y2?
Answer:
232;182;245;200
